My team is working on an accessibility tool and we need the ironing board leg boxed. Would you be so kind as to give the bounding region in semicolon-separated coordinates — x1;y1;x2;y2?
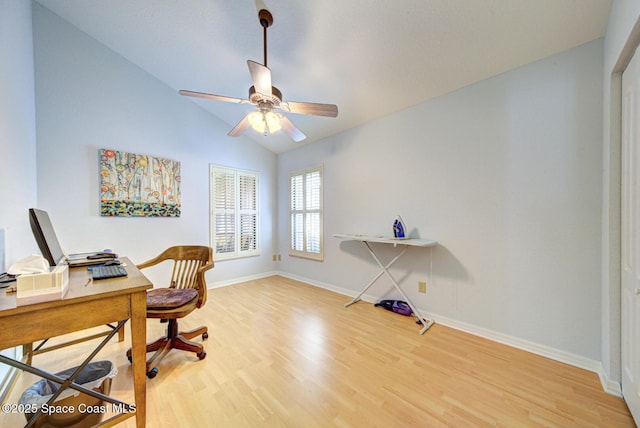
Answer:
344;245;407;307
347;241;435;334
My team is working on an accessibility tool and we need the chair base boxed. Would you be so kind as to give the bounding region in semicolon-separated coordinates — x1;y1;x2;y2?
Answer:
126;320;208;378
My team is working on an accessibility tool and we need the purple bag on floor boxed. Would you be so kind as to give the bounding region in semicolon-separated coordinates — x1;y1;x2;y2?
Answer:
374;299;412;316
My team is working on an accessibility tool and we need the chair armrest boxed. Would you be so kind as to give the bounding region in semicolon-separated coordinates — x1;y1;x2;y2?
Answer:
195;261;214;307
136;253;166;270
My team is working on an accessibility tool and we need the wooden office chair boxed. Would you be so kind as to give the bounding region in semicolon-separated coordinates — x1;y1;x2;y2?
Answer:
126;245;214;378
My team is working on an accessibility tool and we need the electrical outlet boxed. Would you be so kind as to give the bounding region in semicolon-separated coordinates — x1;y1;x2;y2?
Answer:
418;281;427;294
278;254;281;261
272;254;277;261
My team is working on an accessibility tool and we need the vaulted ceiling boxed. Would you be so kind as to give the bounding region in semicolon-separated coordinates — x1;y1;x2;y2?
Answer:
35;0;612;153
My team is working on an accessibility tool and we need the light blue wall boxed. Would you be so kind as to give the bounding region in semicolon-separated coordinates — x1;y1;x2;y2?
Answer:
0;0;38;268
278;40;604;361
0;0;38;395
32;4;278;286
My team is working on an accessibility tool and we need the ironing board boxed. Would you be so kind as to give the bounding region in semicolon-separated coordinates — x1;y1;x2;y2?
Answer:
333;234;437;334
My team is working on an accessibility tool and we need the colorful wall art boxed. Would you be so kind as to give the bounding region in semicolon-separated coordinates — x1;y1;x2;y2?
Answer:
99;149;181;217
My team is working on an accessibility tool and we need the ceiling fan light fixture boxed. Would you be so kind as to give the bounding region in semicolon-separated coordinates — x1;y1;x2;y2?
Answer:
248;110;281;135
265;111;281;133
248;110;267;134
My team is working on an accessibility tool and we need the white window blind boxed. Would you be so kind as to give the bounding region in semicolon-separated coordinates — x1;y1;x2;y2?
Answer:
289;165;323;261
210;165;259;260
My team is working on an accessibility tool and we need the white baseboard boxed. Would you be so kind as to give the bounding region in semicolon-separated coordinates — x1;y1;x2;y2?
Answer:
208;270;279;289
428;313;622;397
275;271;622;397
277;271;378;302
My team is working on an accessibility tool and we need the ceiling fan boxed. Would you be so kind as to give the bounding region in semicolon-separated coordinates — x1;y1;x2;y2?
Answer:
179;8;338;143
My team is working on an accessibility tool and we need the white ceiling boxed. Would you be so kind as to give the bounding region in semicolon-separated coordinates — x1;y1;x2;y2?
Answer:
35;0;612;153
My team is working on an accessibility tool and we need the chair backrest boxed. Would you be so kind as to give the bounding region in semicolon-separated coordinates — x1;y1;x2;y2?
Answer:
137;246;213;307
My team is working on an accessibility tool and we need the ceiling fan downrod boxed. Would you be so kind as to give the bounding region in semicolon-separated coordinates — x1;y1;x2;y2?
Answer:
258;9;273;67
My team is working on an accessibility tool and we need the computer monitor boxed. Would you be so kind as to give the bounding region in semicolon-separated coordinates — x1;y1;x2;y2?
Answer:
28;208;66;266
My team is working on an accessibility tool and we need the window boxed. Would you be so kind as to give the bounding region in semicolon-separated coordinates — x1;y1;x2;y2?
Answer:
210;165;259;260
289;165;323;261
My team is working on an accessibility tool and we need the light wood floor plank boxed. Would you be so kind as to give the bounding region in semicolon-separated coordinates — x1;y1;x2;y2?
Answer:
0;275;634;427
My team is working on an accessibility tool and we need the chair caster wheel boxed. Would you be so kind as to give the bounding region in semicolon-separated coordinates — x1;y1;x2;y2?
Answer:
202;332;209;340
197;351;206;360
147;368;158;379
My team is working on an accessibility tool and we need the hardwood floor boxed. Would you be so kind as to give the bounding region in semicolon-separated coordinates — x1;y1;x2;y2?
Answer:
1;275;634;427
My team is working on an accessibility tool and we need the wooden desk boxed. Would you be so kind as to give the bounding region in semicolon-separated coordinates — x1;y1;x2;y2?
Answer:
0;257;152;427
333;234;437;334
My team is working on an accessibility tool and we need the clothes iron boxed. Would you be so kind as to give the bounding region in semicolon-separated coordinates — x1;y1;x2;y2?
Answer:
393;215;406;238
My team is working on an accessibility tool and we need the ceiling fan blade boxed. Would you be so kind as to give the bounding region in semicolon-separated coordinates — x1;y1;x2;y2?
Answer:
247;60;272;97
179;90;250;105
279;115;306;142
228;114;252;137
280;101;338;117
254;0;268;13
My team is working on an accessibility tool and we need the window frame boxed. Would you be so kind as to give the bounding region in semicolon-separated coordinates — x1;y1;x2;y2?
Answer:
289;164;324;261
210;164;260;261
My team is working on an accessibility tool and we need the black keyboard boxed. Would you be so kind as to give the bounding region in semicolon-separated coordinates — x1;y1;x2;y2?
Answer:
91;265;128;280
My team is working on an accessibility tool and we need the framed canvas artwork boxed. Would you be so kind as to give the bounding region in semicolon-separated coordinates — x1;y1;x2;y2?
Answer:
99;149;181;217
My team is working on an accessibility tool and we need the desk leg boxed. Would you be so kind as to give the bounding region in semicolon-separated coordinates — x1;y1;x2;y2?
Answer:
118;324;126;342
130;291;147;428
23;343;33;365
362;242;435;334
